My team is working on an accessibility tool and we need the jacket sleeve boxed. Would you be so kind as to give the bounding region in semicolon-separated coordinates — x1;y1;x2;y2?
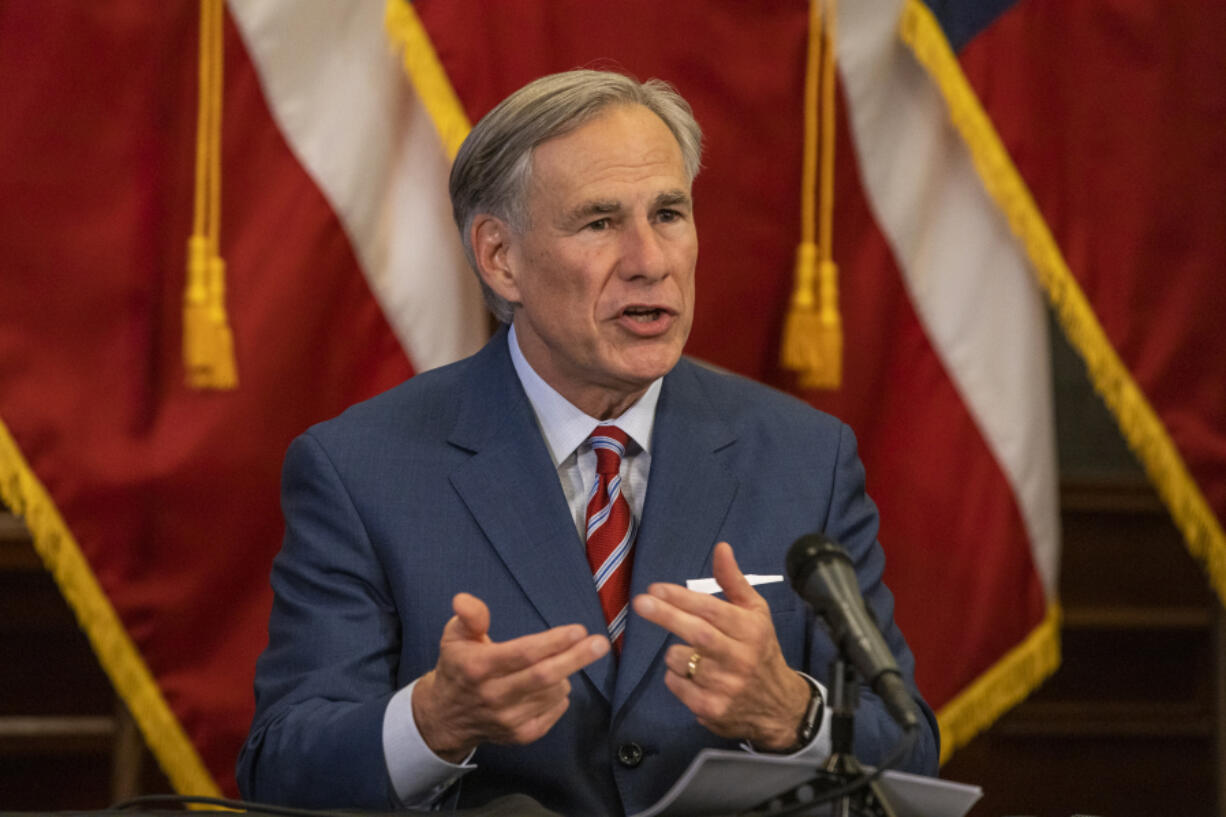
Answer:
236;432;403;808
815;422;940;774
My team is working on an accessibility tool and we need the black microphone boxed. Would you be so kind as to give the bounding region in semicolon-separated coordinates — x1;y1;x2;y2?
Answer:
786;533;919;731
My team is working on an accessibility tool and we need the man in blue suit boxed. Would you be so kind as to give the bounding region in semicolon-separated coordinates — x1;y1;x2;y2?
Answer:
237;70;938;815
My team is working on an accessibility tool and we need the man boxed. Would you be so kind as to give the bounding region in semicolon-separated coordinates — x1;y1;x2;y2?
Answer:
237;70;938;815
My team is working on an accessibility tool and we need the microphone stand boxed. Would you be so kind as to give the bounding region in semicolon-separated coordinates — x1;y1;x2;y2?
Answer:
815;658;898;817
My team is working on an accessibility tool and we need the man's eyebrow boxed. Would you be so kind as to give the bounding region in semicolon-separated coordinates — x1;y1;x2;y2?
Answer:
654;189;692;209
565;199;622;223
563;191;691;224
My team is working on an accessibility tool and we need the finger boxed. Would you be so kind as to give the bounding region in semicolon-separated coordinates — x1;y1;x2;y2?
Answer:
461;671;572;746
662;667;733;735
711;542;762;608
471;633;607;737
664;643;708;681
477;675;573;729
662;643;736;691
449;593;492;642
487;634;609;702
663;644;701;683
500;690;574;746
633;590;738;654
635;582;759;645
473;624;600;677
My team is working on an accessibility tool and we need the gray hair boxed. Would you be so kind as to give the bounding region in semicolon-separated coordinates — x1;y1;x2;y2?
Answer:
449;69;704;323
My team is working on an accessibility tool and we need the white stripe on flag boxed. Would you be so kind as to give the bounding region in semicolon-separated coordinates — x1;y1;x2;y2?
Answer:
838;0;1060;594
229;0;487;372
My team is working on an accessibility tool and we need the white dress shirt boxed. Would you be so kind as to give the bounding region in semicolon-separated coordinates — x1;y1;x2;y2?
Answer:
382;327;829;806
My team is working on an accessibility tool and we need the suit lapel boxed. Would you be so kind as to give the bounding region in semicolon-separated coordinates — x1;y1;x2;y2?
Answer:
446;330;616;700
613;361;739;714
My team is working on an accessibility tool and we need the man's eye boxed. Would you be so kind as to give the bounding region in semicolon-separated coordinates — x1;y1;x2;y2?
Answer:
657;209;680;222
586;218;610;231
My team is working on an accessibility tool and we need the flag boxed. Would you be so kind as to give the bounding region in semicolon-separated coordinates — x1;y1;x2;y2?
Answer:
0;0;481;796
899;0;1226;601
12;0;1216;797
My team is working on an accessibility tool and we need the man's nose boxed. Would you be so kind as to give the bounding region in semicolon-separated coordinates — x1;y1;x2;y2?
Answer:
617;219;669;281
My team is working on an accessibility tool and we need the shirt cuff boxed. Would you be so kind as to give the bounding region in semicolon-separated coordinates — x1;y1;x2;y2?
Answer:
383;677;476;807
741;672;832;762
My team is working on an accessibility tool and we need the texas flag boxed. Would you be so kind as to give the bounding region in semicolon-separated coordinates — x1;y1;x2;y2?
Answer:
1;0;1218;797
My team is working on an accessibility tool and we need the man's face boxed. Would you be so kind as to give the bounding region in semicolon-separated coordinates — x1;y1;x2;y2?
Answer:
483;104;698;418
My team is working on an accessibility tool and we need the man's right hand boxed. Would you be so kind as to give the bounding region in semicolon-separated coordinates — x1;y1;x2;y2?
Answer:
411;592;610;763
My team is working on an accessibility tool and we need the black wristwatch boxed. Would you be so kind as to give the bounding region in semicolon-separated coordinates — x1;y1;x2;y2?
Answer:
793;674;824;750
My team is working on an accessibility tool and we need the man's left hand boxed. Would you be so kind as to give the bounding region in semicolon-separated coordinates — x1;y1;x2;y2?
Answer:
632;541;811;751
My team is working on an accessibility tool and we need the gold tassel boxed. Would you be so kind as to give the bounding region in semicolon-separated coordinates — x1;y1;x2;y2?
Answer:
802;259;842;390
184;0;237;390
183;235;213;382
781;0;842;389
781;241;821;372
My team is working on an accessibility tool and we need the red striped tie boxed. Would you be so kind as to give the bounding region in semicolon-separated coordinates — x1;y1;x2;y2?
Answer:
584;425;635;652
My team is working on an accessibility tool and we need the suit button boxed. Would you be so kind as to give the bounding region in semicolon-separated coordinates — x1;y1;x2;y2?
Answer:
617;742;644;768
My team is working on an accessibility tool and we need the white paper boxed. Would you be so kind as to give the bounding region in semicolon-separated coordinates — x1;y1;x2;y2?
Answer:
629;748;982;817
686;575;784;594
872;768;984;817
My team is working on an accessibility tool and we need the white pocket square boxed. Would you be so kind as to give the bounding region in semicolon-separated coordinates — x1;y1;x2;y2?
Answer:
686;575;784;594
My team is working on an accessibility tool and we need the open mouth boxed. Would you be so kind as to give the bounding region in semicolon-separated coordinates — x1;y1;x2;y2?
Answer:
621;305;669;322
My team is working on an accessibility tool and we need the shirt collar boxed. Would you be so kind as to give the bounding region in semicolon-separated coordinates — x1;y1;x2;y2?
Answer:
508;324;661;467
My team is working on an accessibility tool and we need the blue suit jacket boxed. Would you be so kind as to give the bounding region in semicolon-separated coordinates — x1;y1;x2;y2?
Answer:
237;328;938;815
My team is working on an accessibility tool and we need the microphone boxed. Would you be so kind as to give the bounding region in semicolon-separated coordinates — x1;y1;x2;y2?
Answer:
786;533;919;731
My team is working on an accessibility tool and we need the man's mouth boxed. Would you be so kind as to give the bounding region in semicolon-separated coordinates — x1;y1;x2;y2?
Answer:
621;305;670;322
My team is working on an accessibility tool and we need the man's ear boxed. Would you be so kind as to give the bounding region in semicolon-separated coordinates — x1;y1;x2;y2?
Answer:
471;214;522;305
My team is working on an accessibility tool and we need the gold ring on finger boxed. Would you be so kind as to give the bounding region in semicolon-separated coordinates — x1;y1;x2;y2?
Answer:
685;651;702;680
